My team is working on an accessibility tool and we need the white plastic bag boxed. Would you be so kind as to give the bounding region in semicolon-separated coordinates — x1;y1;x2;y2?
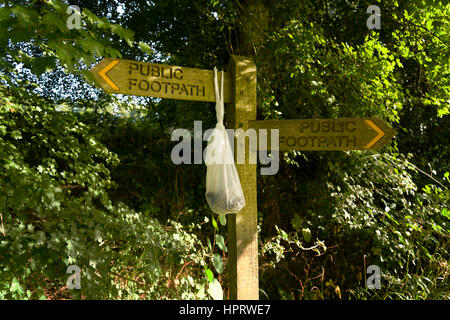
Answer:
204;68;246;215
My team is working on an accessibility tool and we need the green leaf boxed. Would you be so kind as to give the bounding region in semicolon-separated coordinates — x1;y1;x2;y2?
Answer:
441;208;449;220
104;46;122;58
11;130;22;140
207;279;223;300
218;214;226;226
41;12;66;33
205;268;214;283
139;42;153;55
212;216;218;231
279;229;288;240
10;278;22;293
291;215;302;230
0;7;10;22
215;234;227;253
94;229;103;243
212;253;223;274
207;238;212;251
11;6;39;26
302;228;312;243
81;69;96;85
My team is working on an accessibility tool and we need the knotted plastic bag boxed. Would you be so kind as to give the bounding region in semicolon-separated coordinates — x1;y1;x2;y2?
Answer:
204;68;246;215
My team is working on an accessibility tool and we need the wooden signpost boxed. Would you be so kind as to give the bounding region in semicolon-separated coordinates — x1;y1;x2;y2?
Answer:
226;56;258;300
91;55;395;300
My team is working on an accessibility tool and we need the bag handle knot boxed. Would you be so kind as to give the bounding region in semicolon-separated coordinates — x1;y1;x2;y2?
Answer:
214;67;224;128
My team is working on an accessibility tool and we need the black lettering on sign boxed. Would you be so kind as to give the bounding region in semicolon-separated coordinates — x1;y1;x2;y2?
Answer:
318;137;327;147
327;136;337;148
160;67;169;79
286;136;296;147
162;82;171;94
129;63;139;74
128;78;137;90
171;83;180;94
151;81;161;92
139;79;149;91
345;121;356;132
299;121;353;134
297;137;308;147
151;66;160;77
198;86;205;97
174;68;183;80
180;84;189;95
311;122;320;133
278;135;360;149
300;122;309;133
346;136;357;147
332;122;344;133
187;85;195;96
129;64;184;80
140;64;150;76
126;64;203;97
313;136;320;147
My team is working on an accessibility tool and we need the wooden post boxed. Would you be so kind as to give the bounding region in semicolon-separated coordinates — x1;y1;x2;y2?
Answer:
227;55;258;300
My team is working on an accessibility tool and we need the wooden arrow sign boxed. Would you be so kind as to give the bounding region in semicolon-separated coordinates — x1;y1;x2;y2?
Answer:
90;58;232;103
248;117;396;151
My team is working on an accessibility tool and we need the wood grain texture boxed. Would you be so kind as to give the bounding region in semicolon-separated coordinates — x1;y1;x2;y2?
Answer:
91;58;232;103
248;117;396;151
227;55;259;300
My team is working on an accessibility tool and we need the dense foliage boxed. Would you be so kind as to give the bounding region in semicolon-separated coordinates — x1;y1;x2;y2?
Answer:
0;0;448;299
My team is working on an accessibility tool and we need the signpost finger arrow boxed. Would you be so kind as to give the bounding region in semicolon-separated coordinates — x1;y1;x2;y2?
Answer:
249;117;396;151
91;57;232;103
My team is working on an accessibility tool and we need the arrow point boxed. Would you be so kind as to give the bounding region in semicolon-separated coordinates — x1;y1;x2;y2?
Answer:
364;119;385;149
99;59;120;91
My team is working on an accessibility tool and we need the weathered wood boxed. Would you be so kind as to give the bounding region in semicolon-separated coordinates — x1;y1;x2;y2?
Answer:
248;117;396;151
227;55;258;300
91;58;232;103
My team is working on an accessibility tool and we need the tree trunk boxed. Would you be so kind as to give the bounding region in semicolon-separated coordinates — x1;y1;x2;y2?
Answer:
235;0;269;57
